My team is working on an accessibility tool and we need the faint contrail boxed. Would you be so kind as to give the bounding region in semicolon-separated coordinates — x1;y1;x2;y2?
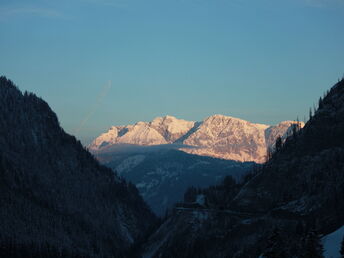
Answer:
74;80;112;136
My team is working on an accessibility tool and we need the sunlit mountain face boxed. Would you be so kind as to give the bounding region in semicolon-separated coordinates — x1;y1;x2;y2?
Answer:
1;0;343;256
90;114;303;163
89;115;303;216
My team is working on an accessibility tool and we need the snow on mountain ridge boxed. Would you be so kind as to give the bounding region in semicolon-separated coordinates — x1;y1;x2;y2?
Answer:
265;120;303;148
183;115;270;162
149;115;195;142
90;115;304;163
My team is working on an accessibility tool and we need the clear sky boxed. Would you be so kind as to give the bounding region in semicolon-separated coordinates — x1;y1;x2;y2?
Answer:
1;0;343;144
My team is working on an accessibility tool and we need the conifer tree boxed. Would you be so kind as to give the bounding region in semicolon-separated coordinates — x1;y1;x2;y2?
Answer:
309;108;313;120
292;122;298;139
301;230;324;258
263;228;288;258
318;97;323;109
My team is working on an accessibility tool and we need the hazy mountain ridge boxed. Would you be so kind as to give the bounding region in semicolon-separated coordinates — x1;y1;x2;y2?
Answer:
90;114;303;163
141;78;344;257
0;77;157;257
98;148;253;215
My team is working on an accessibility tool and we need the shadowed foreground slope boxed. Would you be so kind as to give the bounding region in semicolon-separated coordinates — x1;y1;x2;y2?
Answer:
0;77;157;257
142;78;344;258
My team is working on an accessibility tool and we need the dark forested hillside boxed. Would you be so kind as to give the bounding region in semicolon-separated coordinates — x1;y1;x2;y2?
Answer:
0;77;157;257
142;78;344;258
3;75;344;258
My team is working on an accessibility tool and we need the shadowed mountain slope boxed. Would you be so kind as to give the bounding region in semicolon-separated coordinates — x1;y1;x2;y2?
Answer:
0;77;157;257
141;78;344;258
97;147;253;215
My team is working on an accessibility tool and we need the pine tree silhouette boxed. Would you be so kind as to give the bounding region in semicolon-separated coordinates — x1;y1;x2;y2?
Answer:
263;228;288;258
301;230;324;258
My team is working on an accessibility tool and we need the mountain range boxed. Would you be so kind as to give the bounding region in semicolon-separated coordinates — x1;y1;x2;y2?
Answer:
141;78;344;257
89;110;304;216
1;75;344;257
90;115;303;163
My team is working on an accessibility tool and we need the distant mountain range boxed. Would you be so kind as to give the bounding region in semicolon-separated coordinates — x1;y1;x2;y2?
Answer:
90;115;303;163
90;115;303;216
1;75;343;257
142;79;344;257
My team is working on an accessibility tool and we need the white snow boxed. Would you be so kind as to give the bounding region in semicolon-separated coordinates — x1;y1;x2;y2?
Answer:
195;194;205;206
117;122;167;145
182;114;270;163
89;114;304;163
150;115;195;138
116;155;146;175
265;120;304;148
88;126;120;149
322;225;344;258
116;206;134;244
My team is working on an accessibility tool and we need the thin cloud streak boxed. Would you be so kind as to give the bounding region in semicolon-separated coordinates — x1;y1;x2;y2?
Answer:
74;81;112;136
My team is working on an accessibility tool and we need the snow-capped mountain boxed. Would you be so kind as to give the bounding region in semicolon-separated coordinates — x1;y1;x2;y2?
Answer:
89;115;195;149
140;78;344;258
90;115;304;163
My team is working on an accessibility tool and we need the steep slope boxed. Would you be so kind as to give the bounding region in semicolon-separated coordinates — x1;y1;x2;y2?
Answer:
89;116;195;150
182;115;269;162
97;148;253;215
265;120;302;147
141;78;344;257
0;77;157;257
90;115;302;163
149;115;195;142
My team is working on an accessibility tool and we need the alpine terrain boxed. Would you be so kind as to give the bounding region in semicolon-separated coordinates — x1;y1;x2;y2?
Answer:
97;147;253;215
0;77;157;257
140;78;344;258
90;115;303;163
90;115;303;216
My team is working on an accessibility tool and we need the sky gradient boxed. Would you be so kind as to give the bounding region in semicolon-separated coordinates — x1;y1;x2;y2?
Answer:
1;0;343;144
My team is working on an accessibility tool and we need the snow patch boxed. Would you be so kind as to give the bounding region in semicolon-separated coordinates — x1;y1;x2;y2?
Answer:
195;194;205;206
89;114;303;163
322;225;344;258
116;155;146;175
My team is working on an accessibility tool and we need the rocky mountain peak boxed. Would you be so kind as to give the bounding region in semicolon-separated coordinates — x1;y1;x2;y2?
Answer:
90;114;303;163
140;79;344;258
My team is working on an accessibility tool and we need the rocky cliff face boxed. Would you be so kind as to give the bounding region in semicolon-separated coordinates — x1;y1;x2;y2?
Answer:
90;115;303;163
181;115;270;162
141;79;344;258
90;116;195;149
0;77;157;257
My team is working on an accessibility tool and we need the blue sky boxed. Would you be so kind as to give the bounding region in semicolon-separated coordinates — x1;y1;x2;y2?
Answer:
1;0;343;144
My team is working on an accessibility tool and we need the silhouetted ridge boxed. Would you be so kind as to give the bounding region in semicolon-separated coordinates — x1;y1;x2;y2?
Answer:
141;78;344;258
270;78;344;158
0;76;157;257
